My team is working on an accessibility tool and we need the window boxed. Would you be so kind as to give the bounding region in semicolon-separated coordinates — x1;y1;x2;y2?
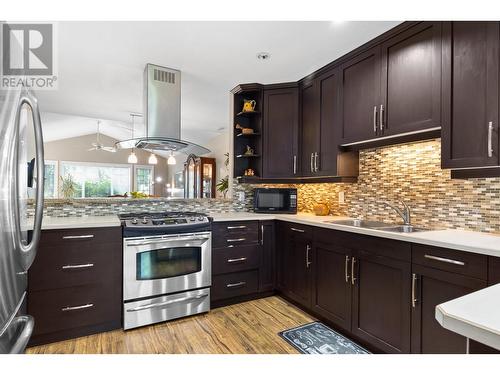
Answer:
134;165;154;195
43;160;58;198
60;162;131;198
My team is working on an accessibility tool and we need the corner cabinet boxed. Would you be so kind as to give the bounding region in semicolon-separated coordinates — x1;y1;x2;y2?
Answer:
262;86;299;178
441;21;500;169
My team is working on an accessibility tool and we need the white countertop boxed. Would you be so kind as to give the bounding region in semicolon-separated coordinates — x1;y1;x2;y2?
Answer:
436;283;500;351
37;215;121;230
212;212;500;257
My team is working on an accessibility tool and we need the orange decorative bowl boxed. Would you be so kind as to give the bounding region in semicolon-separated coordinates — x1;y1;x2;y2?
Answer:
313;202;330;216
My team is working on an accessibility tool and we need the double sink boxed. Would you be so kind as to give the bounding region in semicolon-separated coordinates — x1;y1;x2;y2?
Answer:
323;219;430;233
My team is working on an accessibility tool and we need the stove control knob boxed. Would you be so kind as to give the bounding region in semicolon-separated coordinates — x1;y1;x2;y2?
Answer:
197;217;204;221
189;217;196;221
131;218;138;225
142;217;148;224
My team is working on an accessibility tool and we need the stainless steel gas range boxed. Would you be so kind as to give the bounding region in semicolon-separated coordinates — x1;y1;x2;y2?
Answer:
119;211;212;330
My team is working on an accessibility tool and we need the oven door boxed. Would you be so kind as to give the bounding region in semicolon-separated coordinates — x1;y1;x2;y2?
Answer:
123;232;211;301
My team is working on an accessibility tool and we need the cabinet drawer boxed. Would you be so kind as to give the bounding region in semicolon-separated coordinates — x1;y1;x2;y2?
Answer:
212;221;259;248
211;270;259;301
28;284;120;336
38;227;122;250
282;222;313;239
29;232;121;291
412;244;487;280
212;244;261;275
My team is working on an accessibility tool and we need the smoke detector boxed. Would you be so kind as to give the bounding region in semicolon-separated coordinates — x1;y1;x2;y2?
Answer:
257;52;271;61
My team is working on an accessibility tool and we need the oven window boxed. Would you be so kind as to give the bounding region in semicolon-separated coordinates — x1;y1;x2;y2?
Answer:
136;247;202;280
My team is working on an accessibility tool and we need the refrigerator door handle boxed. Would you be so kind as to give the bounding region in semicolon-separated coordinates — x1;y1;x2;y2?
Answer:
13;91;44;270
5;315;34;354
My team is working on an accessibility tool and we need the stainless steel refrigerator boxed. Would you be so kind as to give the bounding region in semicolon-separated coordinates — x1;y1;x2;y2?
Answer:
0;85;45;353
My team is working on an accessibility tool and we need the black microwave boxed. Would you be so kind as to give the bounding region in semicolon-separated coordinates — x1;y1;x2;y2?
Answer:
253;188;297;214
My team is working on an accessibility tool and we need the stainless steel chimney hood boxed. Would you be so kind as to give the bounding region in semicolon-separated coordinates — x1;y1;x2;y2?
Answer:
115;64;210;155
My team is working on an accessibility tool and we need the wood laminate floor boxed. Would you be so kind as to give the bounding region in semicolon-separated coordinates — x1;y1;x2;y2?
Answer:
27;296;314;354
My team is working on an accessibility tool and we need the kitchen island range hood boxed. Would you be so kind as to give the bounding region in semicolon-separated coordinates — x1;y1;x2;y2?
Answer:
115;64;210;155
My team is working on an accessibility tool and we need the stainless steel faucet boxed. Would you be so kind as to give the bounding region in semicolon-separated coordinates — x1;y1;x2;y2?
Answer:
383;201;411;226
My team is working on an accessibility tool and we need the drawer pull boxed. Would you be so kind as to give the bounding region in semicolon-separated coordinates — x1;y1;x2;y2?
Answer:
61;303;94;312
227;225;247;230
226;281;246;288
424;254;465;266
61;263;94;270
227;257;247;263
290;227;305;233
62;235;95;240
126;293;208;312
226;238;246;243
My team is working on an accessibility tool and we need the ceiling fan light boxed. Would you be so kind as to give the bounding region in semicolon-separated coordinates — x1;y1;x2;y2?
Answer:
167;151;176;165
128;150;138;164
148;152;158;165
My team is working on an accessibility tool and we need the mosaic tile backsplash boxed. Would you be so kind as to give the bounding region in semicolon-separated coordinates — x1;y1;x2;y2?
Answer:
254;139;500;234
28;197;253;218
33;139;500;234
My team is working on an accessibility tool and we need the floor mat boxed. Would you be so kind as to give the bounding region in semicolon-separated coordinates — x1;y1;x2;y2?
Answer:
279;322;370;354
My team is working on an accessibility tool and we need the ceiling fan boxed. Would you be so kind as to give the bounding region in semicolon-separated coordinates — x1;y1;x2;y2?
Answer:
88;120;117;153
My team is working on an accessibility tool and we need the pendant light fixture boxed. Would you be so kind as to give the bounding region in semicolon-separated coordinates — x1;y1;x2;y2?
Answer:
127;114;138;164
148;152;158;165
167;151;176;165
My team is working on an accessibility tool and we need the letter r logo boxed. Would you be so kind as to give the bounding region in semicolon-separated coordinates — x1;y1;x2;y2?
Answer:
2;23;53;76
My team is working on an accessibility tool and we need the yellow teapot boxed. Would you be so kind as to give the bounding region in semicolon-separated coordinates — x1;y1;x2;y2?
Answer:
242;99;256;112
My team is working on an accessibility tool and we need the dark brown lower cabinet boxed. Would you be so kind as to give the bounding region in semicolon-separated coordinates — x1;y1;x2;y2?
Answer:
311;239;352;332
28;227;122;346
351;249;412;354
410;264;487;353
259;221;275;292
489;256;500;285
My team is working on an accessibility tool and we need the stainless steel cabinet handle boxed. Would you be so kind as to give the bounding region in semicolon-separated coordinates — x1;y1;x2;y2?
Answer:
424;254;465;266
488;121;494;158
261;224;264;245
226;281;246;288
379;104;384;132
62;263;94;270
227;225;247;230
293;155;297;174
62;234;95;240
126;294;208;312
306;245;312;268
61;303;94;312
13;91;45;271
290;227;305;233
226;238;246;243
314;152;319;172
310;153;314;173
373;106;378;134
411;273;418;308
345;255;350;283
351;257;356;285
227;257;247;263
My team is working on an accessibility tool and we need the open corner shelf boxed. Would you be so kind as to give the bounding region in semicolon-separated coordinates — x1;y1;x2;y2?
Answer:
236;154;261;158
236;132;261;137
236;111;261;117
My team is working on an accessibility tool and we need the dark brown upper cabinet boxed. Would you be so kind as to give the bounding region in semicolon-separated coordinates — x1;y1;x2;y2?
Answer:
380;22;442;137
300;69;358;178
441;22;500;169
340;22;442;147
339;46;382;145
300;80;320;177
262;86;299;178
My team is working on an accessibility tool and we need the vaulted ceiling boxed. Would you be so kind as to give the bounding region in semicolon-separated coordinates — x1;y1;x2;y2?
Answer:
38;21;400;144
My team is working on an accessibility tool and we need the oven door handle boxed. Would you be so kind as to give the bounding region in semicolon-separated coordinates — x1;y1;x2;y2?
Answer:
126;236;209;247
126;293;209;312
